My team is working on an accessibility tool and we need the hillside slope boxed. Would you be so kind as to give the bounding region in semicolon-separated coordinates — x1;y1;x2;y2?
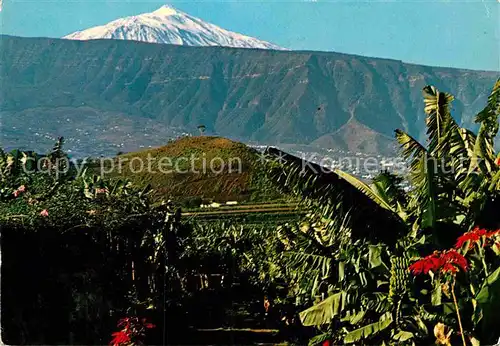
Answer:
98;136;278;202
1;35;498;156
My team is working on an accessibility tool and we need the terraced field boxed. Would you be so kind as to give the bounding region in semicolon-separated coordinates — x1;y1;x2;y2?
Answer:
182;202;304;225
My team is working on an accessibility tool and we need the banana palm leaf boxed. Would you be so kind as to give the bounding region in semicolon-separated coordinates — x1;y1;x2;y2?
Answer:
471;79;500;175
450;127;476;179
265;147;407;243
299;292;347;326
395;130;437;228
395;129;426;166
334;170;397;213
422;85;455;155
372;171;409;220
343;311;393;344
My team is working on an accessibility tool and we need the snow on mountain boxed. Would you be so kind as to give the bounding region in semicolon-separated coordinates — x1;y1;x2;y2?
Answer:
63;5;284;50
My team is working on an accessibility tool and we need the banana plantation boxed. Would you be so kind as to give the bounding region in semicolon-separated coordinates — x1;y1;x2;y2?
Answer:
1;79;500;345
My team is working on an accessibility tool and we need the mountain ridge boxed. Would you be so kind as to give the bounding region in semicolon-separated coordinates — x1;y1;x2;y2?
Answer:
0;35;498;156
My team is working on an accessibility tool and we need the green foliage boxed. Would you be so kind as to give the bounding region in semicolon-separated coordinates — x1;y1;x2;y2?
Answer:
476;266;500;334
0;141;191;344
299;293;346;326
183;221;289;290
263;79;500;345
2;76;500;345
343;312;393;344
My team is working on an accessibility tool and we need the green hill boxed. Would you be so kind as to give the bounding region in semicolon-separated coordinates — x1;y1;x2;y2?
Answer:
97;136;279;204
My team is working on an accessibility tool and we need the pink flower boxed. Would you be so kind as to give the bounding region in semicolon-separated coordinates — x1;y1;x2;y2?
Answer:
96;188;108;194
13;185;26;197
40;209;49;217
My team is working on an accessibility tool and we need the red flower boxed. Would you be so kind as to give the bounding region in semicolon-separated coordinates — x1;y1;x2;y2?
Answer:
322;340;331;346
409;251;443;275
409;250;468;276
110;331;130;346
495;157;500;166
111;316;155;346
441;263;459;273
487;230;500;238
456;227;500;250
455;227;487;249
440;250;468;272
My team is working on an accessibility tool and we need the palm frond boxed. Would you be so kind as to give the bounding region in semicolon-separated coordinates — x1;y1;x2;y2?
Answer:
449;127;476;179
334;170;398;214
471;79;500;175
343;311;393;344
395;130;437;228
422;85;455;155
299;292;347;326
395;129;427;165
371;171;409;220
265;147;406;243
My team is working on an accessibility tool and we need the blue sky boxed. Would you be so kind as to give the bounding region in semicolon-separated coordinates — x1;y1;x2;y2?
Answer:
0;0;498;71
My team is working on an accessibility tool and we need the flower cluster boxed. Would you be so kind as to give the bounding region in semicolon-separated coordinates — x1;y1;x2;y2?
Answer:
110;316;155;346
110;330;130;346
409;250;468;276
455;227;500;250
13;185;26;197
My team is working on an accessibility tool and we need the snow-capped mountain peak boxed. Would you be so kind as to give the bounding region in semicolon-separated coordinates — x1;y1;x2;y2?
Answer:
152;4;178;16
63;5;285;50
